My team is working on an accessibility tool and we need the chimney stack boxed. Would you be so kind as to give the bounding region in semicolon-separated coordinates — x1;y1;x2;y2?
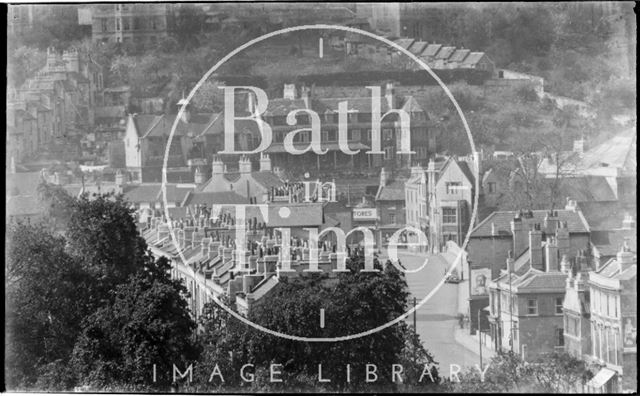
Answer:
556;220;570;258
560;254;571;275
529;224;543;271
238;155;252;174
511;214;527;258
211;155;224;177
617;239;635;273
259;153;272;172
301;85;311;108
283;83;296;100
379;167;388;187
545;236;559;272
384;82;396;109
565;198;578;212
506;250;515;273
194;166;205;184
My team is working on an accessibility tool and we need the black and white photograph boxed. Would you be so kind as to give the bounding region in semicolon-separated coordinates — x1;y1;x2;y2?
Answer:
5;2;637;393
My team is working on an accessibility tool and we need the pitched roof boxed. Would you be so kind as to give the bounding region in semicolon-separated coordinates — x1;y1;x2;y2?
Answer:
394;38;415;51
409;40;429;55
244;202;325;227
517;271;568;291
471;209;590;238
421;44;442;57
141;114;212;139
250;171;285;189
162;184;195;203
182;191;249;206
550;176;617;202
264;98;308;116
376;179;406;201
580;128;636;172
123;184;161;203
461;52;488;67
577;200;636;231
595;255;637;280
448;49;470;63
435;46;456;60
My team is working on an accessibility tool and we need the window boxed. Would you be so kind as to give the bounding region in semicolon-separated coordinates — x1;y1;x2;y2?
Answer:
389;213;396;224
487;182;497;193
349;129;361;141
116;18;121;31
417;146;427;159
556;297;564;315
383;146;394;160
446;182;462;194
442;207;457;224
123;17;130;30
527;299;538;315
556;328;564;347
101;18;108;32
383;129;393;140
327;130;337;142
322;130;329;142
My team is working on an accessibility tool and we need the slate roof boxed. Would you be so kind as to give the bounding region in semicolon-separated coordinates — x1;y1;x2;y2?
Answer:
264;98;308;116
376;179;406;201
244;202;325;227
163;184;195;203
591;230;637;257
141;114;212;138
264;142;370;154
578;201;636;231
421;44;442;57
182;191;249;206
460;52;488;67
550;176;617;202
471;209;590;238
394;38;415;51
580;128;636;171
251;171;285;189
517;270;568;291
594;256;637;280
448;49;470;63
435;46;456;60
409;40;429;55
123;184;162;203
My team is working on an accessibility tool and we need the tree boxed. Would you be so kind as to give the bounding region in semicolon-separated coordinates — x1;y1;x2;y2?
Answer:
63;192;147;297
195;260;440;392
5;224;91;389
448;351;594;392
70;255;198;390
171;4;208;50
7;46;46;87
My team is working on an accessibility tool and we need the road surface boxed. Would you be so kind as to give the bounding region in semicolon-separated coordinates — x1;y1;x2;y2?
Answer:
396;251;481;378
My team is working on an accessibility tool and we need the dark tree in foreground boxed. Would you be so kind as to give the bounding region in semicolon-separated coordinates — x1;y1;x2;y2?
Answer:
6;187;198;391
5;224;91;390
195;260;440;392
70;256;198;390
443;351;594;393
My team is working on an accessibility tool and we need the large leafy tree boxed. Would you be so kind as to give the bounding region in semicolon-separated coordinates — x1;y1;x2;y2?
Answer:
5;224;91;389
195;260;440;392
70;255;198;390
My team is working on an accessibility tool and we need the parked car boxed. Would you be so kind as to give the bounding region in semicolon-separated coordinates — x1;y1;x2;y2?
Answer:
445;272;461;284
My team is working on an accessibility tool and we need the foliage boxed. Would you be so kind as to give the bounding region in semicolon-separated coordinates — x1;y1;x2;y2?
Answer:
8;5;90;50
70;255;198;389
7;46;46;87
447;351;594;393
194;260;440;392
5;224;90;389
6;187;198;391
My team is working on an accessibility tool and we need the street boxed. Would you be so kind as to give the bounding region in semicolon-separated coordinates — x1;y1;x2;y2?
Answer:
395;251;481;377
